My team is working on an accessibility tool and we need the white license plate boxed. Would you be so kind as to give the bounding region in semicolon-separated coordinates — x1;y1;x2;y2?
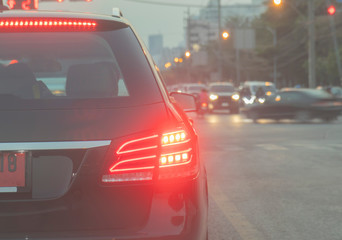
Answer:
222;103;229;107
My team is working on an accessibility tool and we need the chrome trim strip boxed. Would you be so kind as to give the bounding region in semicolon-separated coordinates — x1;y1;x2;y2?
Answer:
0;187;17;193
0;141;111;151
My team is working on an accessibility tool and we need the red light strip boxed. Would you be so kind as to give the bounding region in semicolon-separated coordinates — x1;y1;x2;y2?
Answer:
0;19;97;28
109;155;156;173
116;135;158;154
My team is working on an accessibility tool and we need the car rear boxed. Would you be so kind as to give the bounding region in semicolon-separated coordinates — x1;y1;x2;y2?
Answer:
0;11;207;239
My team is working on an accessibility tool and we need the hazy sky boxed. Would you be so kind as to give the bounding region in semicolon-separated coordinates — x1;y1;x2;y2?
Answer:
39;0;252;48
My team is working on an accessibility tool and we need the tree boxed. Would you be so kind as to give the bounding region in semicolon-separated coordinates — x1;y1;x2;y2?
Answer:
253;0;342;87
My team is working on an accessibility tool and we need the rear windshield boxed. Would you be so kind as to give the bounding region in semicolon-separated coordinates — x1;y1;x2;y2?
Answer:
210;85;234;93
188;86;205;92
251;85;276;93
301;90;333;99
0;23;161;109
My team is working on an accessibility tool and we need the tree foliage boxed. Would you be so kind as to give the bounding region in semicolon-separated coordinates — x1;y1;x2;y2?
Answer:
255;0;342;87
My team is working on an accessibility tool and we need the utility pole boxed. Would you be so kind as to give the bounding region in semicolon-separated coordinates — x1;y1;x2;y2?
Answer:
326;0;342;85
308;0;316;88
272;30;277;88
218;0;223;82
186;8;192;82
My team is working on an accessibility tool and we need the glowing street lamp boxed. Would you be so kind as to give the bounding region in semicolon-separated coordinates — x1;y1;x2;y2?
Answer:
222;31;229;40
164;62;172;69
185;51;191;58
273;0;282;6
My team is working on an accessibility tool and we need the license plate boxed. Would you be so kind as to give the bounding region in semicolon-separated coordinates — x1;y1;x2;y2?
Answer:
0;152;26;189
222;102;229;107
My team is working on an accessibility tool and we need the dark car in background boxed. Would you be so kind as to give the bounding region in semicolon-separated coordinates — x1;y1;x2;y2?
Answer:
208;82;240;113
0;10;208;240
244;88;342;123
239;81;277;106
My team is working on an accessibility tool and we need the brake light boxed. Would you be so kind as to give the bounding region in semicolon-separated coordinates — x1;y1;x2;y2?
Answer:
101;129;197;183
162;130;188;146
0;18;97;31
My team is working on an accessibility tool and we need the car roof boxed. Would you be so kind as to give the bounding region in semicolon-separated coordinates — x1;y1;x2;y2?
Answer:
0;10;128;24
244;81;274;86
209;82;233;86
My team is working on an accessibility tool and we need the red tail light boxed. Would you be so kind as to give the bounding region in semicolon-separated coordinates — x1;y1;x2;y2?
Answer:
0;18;97;31
101;129;198;183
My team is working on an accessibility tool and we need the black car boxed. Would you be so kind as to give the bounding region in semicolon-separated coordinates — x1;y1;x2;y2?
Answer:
208;83;239;113
244;88;342;123
0;10;208;239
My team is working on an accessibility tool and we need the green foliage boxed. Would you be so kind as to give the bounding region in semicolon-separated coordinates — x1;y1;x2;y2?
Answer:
255;0;342;87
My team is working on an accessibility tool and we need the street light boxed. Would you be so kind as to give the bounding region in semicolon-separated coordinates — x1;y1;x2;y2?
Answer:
185;51;191;58
222;31;229;40
164;62;172;69
273;0;282;6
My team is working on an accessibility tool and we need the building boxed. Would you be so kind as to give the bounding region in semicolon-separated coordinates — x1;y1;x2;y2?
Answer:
188;19;218;48
187;0;266;49
200;0;266;23
148;34;163;56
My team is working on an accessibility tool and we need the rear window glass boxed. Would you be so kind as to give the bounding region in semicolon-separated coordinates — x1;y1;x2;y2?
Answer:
301;90;333;99
251;85;276;93
188;86;205;92
0;24;161;109
210;85;234;92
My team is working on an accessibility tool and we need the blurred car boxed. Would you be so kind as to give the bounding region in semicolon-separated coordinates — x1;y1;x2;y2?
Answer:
208;82;240;113
317;86;342;98
243;88;342;123
0;9;208;240
182;83;207;99
239;81;277;106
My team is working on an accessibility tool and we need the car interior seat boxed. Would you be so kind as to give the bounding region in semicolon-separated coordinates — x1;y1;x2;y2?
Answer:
0;62;40;99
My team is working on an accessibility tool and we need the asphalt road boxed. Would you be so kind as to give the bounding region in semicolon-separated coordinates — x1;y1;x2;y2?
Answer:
191;112;342;240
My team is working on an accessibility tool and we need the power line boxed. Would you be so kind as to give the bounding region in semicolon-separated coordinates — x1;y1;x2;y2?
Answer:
124;0;265;9
124;0;206;8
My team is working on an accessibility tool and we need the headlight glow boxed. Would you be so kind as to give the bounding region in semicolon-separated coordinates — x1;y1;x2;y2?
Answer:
232;94;240;101
258;98;265;104
210;94;218;101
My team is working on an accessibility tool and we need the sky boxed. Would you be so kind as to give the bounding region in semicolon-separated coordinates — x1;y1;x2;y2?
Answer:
38;0;252;48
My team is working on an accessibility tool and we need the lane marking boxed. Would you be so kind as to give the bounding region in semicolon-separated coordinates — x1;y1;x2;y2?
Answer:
210;184;265;240
256;144;288;151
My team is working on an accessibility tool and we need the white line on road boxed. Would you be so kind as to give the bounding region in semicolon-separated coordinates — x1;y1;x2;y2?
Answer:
256;144;288;151
210;184;265;240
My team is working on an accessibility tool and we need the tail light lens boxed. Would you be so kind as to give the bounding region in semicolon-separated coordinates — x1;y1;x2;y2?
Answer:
0;18;97;32
101;129;197;183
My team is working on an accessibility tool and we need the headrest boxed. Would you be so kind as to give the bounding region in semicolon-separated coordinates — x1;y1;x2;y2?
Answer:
5;63;37;84
66;62;119;98
0;63;37;98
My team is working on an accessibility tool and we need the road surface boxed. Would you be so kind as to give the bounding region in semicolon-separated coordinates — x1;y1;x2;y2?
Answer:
192;112;342;240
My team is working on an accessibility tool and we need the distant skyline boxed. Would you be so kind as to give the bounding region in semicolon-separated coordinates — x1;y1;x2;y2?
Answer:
39;0;252;48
